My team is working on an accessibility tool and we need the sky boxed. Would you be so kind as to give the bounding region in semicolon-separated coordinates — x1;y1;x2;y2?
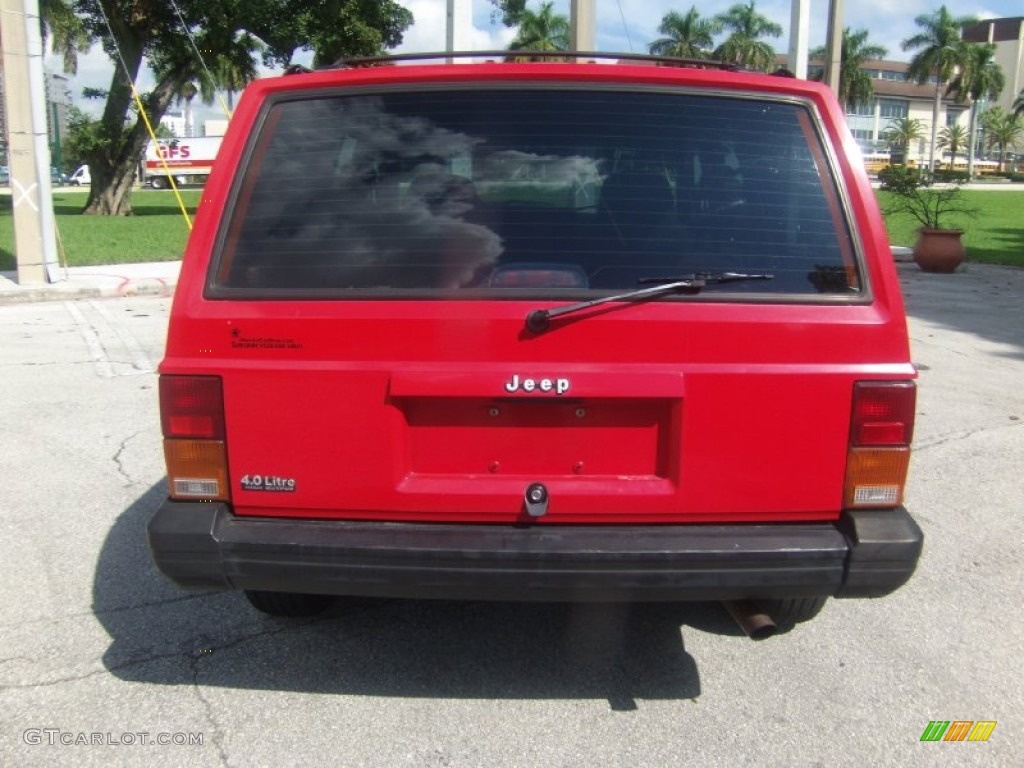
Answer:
47;0;1021;126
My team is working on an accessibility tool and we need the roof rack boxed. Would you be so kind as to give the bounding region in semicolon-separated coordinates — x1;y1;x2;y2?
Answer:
316;50;739;72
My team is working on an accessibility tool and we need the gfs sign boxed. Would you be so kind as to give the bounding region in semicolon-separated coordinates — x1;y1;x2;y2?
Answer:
156;142;191;160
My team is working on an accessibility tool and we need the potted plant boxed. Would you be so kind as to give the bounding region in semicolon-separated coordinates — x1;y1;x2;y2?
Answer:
878;164;975;273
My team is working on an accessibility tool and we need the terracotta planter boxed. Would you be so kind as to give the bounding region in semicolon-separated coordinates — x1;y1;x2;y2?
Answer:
913;228;965;273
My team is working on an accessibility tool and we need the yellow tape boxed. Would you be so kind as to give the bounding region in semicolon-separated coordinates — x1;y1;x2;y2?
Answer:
129;85;193;231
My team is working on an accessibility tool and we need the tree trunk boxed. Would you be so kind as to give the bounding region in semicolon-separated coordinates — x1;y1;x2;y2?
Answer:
966;100;977;178
82;14;145;217
83;58;194;215
82;113;150;216
928;79;941;172
84;163;140;215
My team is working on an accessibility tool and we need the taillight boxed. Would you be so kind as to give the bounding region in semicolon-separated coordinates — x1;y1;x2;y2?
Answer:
850;382;915;445
160;376;225;439
159;375;229;501
844;381;915;508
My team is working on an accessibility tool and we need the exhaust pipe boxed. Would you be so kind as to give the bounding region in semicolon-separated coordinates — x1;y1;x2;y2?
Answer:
724;600;777;640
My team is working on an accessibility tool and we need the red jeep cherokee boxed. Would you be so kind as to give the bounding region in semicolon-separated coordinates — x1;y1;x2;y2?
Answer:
149;53;922;629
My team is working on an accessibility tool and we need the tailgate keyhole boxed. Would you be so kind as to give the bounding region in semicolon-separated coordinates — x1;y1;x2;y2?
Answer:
524;483;549;518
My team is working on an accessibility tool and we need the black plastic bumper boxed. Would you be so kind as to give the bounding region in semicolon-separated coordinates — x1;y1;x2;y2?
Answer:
147;502;922;602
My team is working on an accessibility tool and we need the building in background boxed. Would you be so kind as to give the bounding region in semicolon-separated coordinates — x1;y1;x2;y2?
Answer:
962;16;1024;115
160;109;190;138
0;67;71;167
780;56;969;164
202;119;228;137
787;17;1023;171
44;72;71;169
840;60;968;162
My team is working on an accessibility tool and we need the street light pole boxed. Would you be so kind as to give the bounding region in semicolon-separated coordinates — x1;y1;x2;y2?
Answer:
0;0;59;284
823;0;844;94
445;0;471;62
570;0;596;53
788;0;810;79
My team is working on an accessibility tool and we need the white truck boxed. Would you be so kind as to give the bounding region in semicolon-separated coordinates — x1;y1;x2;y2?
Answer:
69;165;91;186
145;136;223;189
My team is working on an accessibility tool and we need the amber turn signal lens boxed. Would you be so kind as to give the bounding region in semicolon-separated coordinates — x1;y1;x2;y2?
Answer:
164;439;230;501
844;447;910;508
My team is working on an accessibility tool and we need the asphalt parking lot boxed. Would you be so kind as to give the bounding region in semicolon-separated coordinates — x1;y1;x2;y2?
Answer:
0;263;1020;767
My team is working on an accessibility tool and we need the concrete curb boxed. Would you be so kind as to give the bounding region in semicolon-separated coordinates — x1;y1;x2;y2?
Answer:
0;262;180;305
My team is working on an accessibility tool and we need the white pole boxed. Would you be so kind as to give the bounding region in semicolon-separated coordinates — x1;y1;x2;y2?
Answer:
824;0;844;94
1;0;59;284
446;0;472;62
787;0;810;79
446;0;454;62
570;0;596;53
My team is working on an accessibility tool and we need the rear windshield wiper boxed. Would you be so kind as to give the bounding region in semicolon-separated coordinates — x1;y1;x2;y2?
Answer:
524;272;774;333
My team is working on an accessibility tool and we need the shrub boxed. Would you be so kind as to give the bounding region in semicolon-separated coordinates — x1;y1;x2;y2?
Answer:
878;164;977;230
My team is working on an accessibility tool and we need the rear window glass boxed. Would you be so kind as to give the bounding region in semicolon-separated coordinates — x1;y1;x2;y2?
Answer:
211;87;861;298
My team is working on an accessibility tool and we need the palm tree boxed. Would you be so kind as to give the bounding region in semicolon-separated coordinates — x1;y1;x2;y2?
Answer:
713;1;783;72
810;28;887;110
936;124;968;168
39;0;91;74
208;36;261;114
158;35;259;140
902;6;978;171
883;117;925;161
946;43;1004;177
981;108;1024;171
196;35;261;118
489;0;528;27
649;8;720;60
507;1;569;59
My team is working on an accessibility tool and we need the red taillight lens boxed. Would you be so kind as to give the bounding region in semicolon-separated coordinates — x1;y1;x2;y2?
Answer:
850;381;916;446
845;381;916;509
160;375;230;502
160;376;225;439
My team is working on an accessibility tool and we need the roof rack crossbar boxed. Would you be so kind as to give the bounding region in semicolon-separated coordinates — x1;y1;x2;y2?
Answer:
320;50;739;72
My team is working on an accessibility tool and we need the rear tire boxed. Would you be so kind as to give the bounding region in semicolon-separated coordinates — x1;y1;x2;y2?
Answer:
244;590;333;617
757;596;828;626
150;176;168;189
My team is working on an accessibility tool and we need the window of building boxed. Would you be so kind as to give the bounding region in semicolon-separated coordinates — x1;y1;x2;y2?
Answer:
879;99;908;119
850;129;876;149
846;101;874;117
878;70;908;82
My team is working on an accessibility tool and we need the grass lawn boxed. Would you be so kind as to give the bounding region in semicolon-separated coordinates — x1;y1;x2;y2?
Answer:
2;187;1022;271
0;189;200;271
876;188;1024;267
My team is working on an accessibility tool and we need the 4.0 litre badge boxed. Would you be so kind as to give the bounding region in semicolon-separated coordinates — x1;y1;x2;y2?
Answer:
240;474;296;492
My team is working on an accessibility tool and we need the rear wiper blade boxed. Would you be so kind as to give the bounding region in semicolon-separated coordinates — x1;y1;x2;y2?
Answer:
524;272;773;333
637;271;774;286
